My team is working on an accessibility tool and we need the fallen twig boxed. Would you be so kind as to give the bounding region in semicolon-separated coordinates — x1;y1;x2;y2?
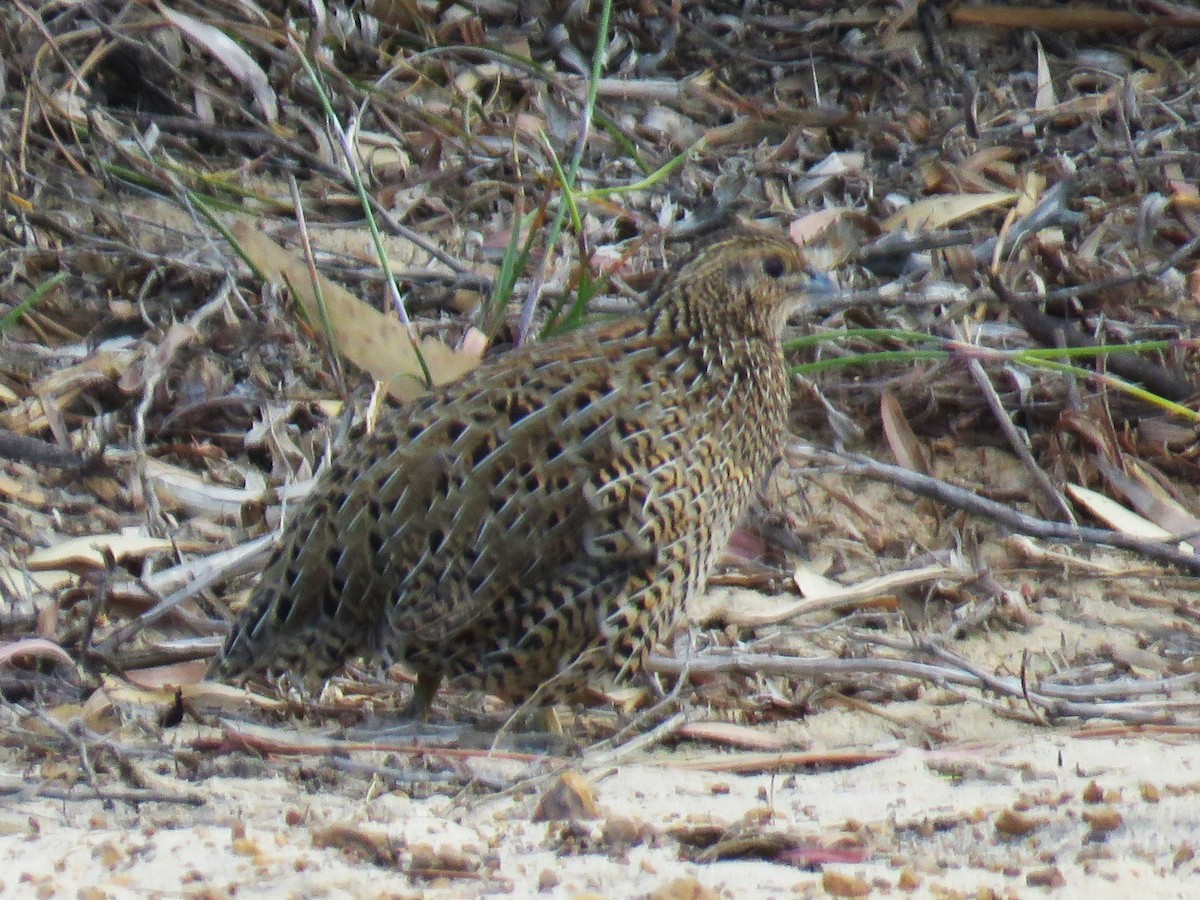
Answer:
787;442;1200;574
650;640;1197;726
990;271;1197;402
0;428;96;470
0;777;205;806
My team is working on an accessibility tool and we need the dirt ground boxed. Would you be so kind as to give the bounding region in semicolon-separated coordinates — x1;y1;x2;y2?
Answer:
5;1;1200;897
5;709;1200;897
6;451;1200;897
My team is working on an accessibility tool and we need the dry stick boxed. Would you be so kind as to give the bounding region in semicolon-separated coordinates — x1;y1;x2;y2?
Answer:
583;711;690;770
325;756;472;787
216;719;550;764
289;172;346;391
853;229;975;273
94;534;273;658
966;357;1075;524
916;640;1184;722
665;749;894;774
77;559;117;672
648;648;1186;724
649;650;983;690
131;281;235;539
0;780;205;806
0;428;94;470
1036;671;1200;700
786;442;1200;574
989;270;1199;402
1040;233;1200;304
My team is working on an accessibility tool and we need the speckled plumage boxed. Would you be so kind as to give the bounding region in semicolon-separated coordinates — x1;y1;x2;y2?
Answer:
210;229;829;716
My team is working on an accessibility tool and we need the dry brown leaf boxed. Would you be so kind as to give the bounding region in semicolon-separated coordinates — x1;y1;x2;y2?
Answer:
2;350;136;434
922;149;1019;194
101;677;286;722
37;349;137;398
687;585;806;627
231;222;483;401
1097;457;1200;538
590;684;650;715
880;390;931;474
182;681;288;713
532;771;600;822
459;325;489;359
884;191;1018;232
0;638;77;674
961;146;1021;184
793;151;866;199
124;659;210;689
0;471;47;506
789;208;878;268
994;171;1049;264
143;457;267;521
311;825;396;867
692;569;938;629
1065;483;1193;552
25;534;199;571
1003;536;1128;575
353;130;411;180
155;2;278;124
1034;37;1056;111
33;688;120;734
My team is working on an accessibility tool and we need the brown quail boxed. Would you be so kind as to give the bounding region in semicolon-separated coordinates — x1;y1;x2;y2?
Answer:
210;228;832;717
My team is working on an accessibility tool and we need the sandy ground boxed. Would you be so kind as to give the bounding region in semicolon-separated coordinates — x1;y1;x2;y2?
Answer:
3;716;1199;898
5;449;1200;899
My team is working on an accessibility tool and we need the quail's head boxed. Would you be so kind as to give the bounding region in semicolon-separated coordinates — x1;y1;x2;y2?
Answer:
656;231;834;340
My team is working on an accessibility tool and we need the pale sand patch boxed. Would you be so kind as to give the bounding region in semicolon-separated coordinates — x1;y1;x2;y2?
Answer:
3;731;1197;898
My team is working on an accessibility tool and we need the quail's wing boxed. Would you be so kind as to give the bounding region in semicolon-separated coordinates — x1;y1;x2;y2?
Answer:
342;326;674;644
216;322;683;673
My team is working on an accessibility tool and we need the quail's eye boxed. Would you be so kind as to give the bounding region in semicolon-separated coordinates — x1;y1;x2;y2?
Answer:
761;255;786;278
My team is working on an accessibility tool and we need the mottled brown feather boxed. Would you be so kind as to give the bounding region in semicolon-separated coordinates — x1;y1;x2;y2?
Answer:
210;229;829;715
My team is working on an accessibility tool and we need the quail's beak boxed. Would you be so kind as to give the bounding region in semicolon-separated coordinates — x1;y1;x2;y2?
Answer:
782;265;837;316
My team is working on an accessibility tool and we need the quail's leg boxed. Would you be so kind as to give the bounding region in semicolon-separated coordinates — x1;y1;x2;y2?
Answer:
399;670;442;721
